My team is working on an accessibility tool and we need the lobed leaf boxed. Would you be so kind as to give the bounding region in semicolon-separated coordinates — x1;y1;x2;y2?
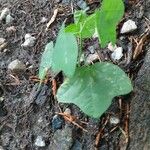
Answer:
52;24;78;77
65;13;96;38
96;0;124;47
38;42;54;80
57;62;132;118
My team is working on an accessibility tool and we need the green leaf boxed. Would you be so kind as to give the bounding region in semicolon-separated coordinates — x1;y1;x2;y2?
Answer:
38;42;54;80
57;62;132;118
74;10;87;24
52;23;78;77
65;14;96;38
80;14;96;38
96;0;124;47
65;24;80;35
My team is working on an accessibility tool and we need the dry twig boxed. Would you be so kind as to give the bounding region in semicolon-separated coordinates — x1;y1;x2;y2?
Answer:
57;112;88;132
46;9;58;31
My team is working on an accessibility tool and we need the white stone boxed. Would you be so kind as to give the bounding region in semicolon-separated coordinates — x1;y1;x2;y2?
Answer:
22;34;36;47
41;17;47;23
6;14;14;24
0;8;10;21
25;33;32;40
8;59;26;71
109;116;120;125
121;19;137;34
111;47;123;61
35;136;45;147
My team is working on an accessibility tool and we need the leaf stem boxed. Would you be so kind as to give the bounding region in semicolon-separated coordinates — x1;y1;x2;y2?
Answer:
78;34;83;66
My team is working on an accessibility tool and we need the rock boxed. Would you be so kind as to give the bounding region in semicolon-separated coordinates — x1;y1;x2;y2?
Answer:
121;19;137;34
40;17;47;23
77;0;89;10
52;115;64;130
111;47;123;61
21;33;36;47
109;116;120;125
49;125;73;150
6;26;16;33
8;59;26;73
35;136;45;147
87;46;95;54
128;47;150;149
34;84;50;106
5;14;14;24
71;140;82;150
0;8;10;21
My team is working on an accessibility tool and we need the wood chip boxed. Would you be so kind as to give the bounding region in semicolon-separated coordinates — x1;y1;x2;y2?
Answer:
46;9;58;31
133;31;149;59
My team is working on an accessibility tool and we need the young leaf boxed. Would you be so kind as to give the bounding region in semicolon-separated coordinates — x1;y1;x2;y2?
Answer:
80;14;96;38
96;0;124;47
57;62;132;118
74;10;87;24
65;14;96;38
65;23;80;35
38;42;54;80
52;23;78;77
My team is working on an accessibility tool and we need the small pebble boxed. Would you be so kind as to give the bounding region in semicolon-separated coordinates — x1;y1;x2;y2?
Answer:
35;136;45;147
111;47;123;61
109;116;120;125
77;0;89;10
8;59;26;72
34;84;50;106
6;26;16;33
5;14;14;24
52;115;64;130
22;33;36;47
40;17;47;23
121;19;137;34
88;46;95;54
0;8;10;21
49;125;73;150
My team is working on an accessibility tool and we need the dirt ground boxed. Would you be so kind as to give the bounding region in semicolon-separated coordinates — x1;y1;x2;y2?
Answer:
0;0;150;150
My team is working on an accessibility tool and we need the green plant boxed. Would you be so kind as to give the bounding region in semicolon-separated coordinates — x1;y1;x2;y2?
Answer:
38;0;133;118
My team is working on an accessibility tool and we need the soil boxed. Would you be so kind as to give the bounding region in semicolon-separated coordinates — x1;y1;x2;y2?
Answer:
0;0;150;150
